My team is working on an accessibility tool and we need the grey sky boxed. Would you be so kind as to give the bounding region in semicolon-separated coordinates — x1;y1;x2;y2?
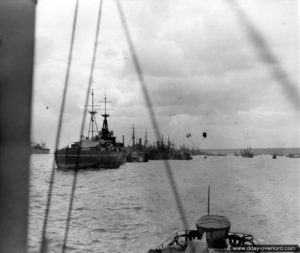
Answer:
32;0;299;150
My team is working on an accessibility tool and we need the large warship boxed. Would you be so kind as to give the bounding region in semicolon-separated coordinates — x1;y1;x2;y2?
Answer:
55;91;126;169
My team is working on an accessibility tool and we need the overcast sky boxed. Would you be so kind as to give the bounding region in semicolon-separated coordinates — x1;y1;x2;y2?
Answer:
32;0;299;150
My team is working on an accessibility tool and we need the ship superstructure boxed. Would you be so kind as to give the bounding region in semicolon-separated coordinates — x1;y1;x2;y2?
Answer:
31;141;50;154
55;91;126;169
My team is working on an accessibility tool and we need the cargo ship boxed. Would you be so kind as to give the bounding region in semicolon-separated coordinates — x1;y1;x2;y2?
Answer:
126;126;148;162
31;141;50;154
55;91;126;170
146;139;192;160
145;138;173;160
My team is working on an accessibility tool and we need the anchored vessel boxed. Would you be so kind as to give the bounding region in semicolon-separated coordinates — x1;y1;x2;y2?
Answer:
146;138;192;160
31;141;50;154
55;91;126;169
240;147;254;158
126;126;148;162
286;153;300;158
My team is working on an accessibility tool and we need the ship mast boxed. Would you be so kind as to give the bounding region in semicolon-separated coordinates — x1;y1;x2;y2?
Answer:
88;89;99;138
144;130;148;147
100;91;110;139
132;125;135;146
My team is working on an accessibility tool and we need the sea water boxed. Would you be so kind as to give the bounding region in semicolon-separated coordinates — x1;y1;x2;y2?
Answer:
28;154;300;253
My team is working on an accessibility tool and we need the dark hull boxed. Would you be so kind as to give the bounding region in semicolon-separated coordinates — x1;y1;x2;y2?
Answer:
241;155;254;158
146;150;192;160
127;154;148;162
55;148;126;169
126;149;148;162
146;150;172;160
31;148;50;154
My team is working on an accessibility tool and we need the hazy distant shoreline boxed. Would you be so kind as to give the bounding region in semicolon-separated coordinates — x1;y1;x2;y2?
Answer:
198;148;300;155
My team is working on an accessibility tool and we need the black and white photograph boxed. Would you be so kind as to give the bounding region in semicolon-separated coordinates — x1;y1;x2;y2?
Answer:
0;0;299;252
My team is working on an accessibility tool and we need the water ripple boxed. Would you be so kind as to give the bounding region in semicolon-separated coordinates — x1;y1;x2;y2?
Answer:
28;155;300;252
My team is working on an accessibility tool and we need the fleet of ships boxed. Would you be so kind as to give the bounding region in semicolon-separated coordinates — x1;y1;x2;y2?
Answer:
32;91;300;169
53;91;193;170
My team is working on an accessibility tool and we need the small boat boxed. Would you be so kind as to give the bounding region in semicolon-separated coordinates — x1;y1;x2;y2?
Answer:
148;186;259;253
55;91;126;170
286;153;300;158
31;141;50;154
272;153;277;159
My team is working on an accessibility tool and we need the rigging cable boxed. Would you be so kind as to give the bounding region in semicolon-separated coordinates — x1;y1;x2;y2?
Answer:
39;0;80;252
115;0;189;230
61;0;104;252
226;0;299;109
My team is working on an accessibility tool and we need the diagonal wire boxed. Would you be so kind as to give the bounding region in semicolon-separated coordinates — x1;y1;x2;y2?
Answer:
40;0;80;252
61;0;104;252
115;0;189;230
226;0;299;109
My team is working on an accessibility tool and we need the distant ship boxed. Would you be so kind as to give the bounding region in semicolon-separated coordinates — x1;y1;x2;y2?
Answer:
173;149;193;160
126;126;148;162
31;141;50;154
145;137;171;160
240;147;254;158
55;91;126;169
286;153;300;158
145;138;192;160
272;153;277;159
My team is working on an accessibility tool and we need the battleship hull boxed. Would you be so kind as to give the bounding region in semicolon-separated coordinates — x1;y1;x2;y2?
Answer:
55;148;126;169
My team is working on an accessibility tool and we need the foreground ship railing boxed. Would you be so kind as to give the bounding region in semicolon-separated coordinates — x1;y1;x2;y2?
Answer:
153;230;258;251
148;187;260;253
